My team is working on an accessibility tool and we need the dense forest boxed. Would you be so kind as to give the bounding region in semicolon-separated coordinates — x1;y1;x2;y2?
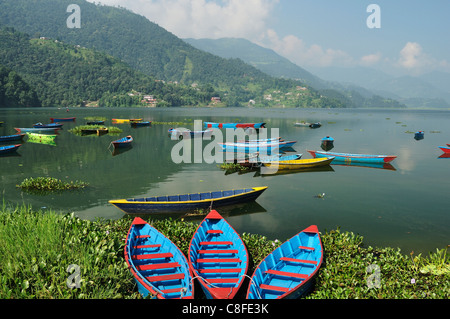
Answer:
0;64;40;108
0;0;351;109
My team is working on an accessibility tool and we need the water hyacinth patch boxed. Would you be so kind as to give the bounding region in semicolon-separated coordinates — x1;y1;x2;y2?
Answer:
16;177;88;194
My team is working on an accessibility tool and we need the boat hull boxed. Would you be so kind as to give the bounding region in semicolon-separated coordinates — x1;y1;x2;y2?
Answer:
0;144;21;155
50;117;75;122
246;225;323;299
188;210;249;299
109;187;268;214
262;157;334;170
219;141;296;153
204;122;266;129
112;118;142;123
111;135;133;148
439;146;450;153
0;134;25;143
15;127;60;134
308;150;397;164
33;123;63;128
124;217;194;299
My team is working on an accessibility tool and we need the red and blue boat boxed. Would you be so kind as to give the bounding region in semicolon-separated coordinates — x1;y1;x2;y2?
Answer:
246;225;323;299
204;122;266;129
307;150;397;164
439;146;450;153
15;127;60;134
109;186;268;214
111;135;133;148
124;217;194;299
0;144;21;155
188;210;249;299
0;134;25;143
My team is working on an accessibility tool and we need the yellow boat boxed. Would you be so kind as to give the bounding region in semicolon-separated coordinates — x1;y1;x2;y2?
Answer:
262;156;335;170
112;118;143;124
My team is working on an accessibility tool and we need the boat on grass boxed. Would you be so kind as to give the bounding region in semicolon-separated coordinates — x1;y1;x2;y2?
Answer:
307;150;397;164
0;134;25;143
111;135;133;148
0;144;21;155
50;117;75;122
188;210;249;299
204;122;266;129
109;186;268;214
124;217;194;299
262;157;334;170
246;225;323;299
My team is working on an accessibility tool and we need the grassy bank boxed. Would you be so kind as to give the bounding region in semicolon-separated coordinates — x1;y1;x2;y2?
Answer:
0;204;448;299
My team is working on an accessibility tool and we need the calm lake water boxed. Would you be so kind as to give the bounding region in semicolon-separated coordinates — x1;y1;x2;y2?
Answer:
1;107;449;255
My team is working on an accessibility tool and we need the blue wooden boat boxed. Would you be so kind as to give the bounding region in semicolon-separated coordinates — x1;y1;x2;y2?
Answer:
50;117;76;122
124;217;194;299
204;122;266;129
33;122;63;129
111;135;133;148
168;128;212;140
414;131;425;140
219;140;296;153
87;120;105;125
0;144;21;155
188;210;249;299
229;153;303;168
246;225;323;299
0;134;25;143
15;127;60;134
309;122;321;128
109;186;268;214
131;121;152;127
307;150;397;164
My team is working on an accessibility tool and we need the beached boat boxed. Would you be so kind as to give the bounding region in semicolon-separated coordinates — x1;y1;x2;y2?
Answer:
109;186;268;214
112;118;142;124
246;225;323;299
111;135;133;148
50;117;76;123
188;210;249;299
15;127;60;134
439;146;450;153
124;217;194;299
262;157;334;170
131;121;152;127
33;122;63;129
219;140;296;153
168;128;213;140
204;122;266;129
0;144;21;155
0;134;25;143
307;150;397;164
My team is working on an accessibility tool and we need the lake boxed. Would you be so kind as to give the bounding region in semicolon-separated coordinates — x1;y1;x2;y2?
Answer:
1;106;449;255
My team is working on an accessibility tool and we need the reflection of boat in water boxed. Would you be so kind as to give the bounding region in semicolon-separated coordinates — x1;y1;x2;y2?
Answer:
257;164;335;176
438;153;450;159
111;145;133;156
26;133;57;146
331;162;396;171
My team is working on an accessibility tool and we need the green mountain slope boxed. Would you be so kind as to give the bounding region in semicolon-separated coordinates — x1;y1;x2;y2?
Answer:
0;27;215;107
0;63;40;108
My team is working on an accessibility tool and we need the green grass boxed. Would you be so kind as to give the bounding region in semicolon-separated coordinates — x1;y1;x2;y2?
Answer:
0;204;448;299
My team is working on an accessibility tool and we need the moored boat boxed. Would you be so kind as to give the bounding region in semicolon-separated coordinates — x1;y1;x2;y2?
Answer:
112;118;142;124
218;140;296;153
81;127;109;135
414;131;425;140
188;210;249;299
15;127;60;134
124;217;194;299
309;122;321;128
33;122;63;129
246;225;323;299
50;117;76;123
168;128;213;140
109;186;268;214
131;121;152;127
111;135;133;148
0;134;25;143
294;122;311;127
0;144;21;155
307;150;397;164
204;122;266;129
262;157;334;170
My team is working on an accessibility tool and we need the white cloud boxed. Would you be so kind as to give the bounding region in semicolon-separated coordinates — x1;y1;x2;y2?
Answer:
360;52;382;66
88;0;279;39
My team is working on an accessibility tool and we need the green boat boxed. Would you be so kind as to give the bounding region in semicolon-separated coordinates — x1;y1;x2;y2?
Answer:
26;132;57;146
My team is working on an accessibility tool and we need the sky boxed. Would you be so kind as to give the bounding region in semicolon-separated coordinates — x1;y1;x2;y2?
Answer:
86;0;450;77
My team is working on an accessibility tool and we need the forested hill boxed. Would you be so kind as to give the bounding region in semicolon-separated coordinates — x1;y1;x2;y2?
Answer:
0;0;350;109
0;0;272;87
0;27;217;108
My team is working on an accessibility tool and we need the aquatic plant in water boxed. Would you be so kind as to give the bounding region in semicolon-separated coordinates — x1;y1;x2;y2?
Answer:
16;177;89;193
